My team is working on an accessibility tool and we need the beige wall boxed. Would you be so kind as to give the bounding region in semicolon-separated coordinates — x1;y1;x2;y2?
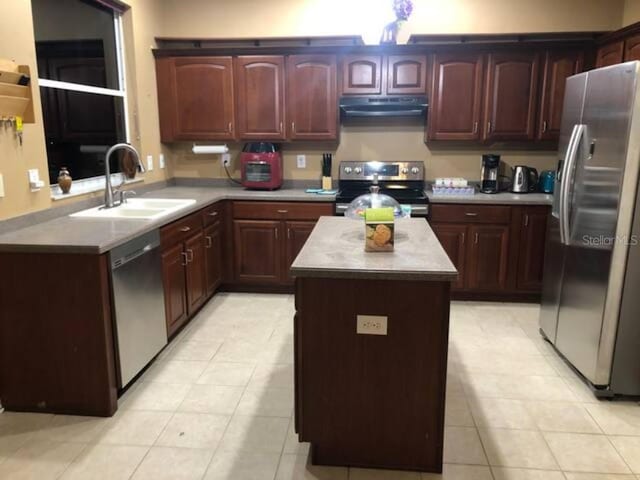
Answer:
623;0;640;26
0;0;169;221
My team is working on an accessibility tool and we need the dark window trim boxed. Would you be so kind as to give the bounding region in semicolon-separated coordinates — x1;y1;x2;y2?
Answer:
89;0;130;13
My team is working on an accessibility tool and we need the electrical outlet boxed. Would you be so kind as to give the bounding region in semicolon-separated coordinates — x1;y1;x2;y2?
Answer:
356;315;388;335
0;173;4;197
296;154;306;168
222;153;231;167
159;153;165;169
146;155;154;171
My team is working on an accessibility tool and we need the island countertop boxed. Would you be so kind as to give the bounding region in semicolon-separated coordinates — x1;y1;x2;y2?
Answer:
291;216;458;281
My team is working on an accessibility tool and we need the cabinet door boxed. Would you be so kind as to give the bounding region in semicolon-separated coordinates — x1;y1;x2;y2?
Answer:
538;50;583;141
431;223;467;290
287;55;338;140
596;41;624;67
284;221;317;284
204;222;223;296
516;208;548;291
428;52;484;141
386;55;427;94
341;55;383;95
466;225;510;291
235;56;286;140
161;242;188;337
157;56;235;142
624;34;640;62
185;230;207;314
233;220;283;284
483;52;540;141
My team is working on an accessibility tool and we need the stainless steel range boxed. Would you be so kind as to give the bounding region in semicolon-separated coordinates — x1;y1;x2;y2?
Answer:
335;161;428;217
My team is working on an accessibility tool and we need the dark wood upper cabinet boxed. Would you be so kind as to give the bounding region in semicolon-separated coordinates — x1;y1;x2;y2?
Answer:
427;52;484;141
286;54;338;140
596;41;624;68
538;50;583;141
341;55;382;95
466;225;510;291
156;56;235;142
624;33;640;61
235;56;286;140
483;52;540;141
516;207;548;291
386;55;427;94
431;223;467;290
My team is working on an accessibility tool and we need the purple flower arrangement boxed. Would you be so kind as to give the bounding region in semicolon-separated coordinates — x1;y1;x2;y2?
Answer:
393;0;414;21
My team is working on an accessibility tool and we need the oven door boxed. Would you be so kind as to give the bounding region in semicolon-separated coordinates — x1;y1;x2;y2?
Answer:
243;161;272;184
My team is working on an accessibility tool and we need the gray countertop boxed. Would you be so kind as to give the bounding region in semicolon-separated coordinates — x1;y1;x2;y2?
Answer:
427;189;553;205
0;186;336;255
291;217;458;281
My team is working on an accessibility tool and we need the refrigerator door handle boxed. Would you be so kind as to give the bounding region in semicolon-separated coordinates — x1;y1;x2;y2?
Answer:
560;124;586;245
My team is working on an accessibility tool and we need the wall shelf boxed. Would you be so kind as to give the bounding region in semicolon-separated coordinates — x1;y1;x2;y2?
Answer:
0;65;34;123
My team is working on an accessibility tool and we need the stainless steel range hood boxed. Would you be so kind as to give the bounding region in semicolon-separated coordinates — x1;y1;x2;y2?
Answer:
339;96;428;118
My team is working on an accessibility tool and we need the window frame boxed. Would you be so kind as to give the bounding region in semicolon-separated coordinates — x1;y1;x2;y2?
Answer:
35;7;133;197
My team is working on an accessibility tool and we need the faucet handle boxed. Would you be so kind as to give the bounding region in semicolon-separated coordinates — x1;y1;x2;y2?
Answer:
119;190;137;204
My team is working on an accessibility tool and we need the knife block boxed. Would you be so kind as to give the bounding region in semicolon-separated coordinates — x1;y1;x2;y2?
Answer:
322;176;332;190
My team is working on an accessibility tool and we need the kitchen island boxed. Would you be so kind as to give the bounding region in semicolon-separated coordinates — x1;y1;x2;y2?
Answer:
290;217;458;473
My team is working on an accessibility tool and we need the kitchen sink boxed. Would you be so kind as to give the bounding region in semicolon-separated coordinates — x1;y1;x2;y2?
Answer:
70;198;197;220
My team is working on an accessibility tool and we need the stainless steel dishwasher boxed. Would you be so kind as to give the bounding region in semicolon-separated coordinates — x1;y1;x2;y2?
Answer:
110;230;167;388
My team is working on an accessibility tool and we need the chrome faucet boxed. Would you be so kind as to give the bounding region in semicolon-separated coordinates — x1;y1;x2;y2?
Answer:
103;143;145;209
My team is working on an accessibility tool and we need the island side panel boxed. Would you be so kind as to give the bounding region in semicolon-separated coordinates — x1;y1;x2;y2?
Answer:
295;276;451;473
0;252;118;416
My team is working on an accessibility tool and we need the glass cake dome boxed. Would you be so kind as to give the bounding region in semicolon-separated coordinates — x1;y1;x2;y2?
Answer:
345;185;409;220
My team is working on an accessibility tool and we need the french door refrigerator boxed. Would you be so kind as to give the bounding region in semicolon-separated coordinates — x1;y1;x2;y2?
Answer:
539;61;640;397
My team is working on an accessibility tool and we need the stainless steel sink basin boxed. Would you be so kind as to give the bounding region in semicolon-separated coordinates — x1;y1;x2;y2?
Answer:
70;198;197;220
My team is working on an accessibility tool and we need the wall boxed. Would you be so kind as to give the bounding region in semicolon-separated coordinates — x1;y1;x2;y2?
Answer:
623;0;640;26
0;0;169;221
163;0;625;183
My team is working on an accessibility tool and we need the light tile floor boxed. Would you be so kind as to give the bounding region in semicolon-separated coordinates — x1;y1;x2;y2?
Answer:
1;294;639;479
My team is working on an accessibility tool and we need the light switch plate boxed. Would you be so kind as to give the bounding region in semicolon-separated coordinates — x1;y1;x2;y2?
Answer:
146;155;154;171
0;173;4;197
357;315;388;335
297;154;306;168
159;153;165;169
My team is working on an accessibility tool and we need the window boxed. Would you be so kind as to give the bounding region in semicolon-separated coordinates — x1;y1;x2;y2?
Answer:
31;0;129;186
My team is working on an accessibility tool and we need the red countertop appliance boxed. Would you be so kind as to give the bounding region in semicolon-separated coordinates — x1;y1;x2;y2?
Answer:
240;142;283;190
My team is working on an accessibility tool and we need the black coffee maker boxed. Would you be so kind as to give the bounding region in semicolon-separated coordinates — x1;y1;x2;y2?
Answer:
480;154;500;194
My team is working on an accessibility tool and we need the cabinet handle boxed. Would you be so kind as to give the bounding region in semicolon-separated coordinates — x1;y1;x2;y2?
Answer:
487;121;492;133
524;214;530;227
542;121;548;133
291;121;295;133
181;251;188;266
473;121;478;134
205;236;212;248
287;228;291;240
277;209;288;214
179;226;191;232
465;212;478;217
279;121;283;133
186;249;194;263
461;232;465;245
474;232;479;244
275;229;278;240
208;211;218;217
227;122;232;133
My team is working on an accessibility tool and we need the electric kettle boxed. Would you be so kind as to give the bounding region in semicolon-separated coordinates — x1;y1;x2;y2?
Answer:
511;166;539;193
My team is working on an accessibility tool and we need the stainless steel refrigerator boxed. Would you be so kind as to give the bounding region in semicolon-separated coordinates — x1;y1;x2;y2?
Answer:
539;61;640;397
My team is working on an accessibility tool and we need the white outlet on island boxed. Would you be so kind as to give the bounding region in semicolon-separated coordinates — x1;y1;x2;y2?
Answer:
356;315;388;335
297;154;306;168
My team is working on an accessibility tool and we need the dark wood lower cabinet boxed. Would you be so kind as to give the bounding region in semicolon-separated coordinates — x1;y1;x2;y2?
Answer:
467;225;510;291
204;222;223;295
233;219;283;284
285;221;316;284
185;230;207;313
430;203;549;299
162;242;189;337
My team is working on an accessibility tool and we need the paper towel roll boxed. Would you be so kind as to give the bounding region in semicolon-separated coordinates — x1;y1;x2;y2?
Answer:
192;144;229;154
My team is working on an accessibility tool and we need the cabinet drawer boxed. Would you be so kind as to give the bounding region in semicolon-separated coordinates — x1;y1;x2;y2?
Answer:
160;212;201;248
202;202;223;227
430;204;511;224
233;201;333;220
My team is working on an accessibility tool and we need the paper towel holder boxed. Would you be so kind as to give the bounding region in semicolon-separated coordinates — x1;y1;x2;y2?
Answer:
191;143;229;155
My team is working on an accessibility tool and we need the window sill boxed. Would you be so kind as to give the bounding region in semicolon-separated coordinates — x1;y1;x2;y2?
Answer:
51;174;144;201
